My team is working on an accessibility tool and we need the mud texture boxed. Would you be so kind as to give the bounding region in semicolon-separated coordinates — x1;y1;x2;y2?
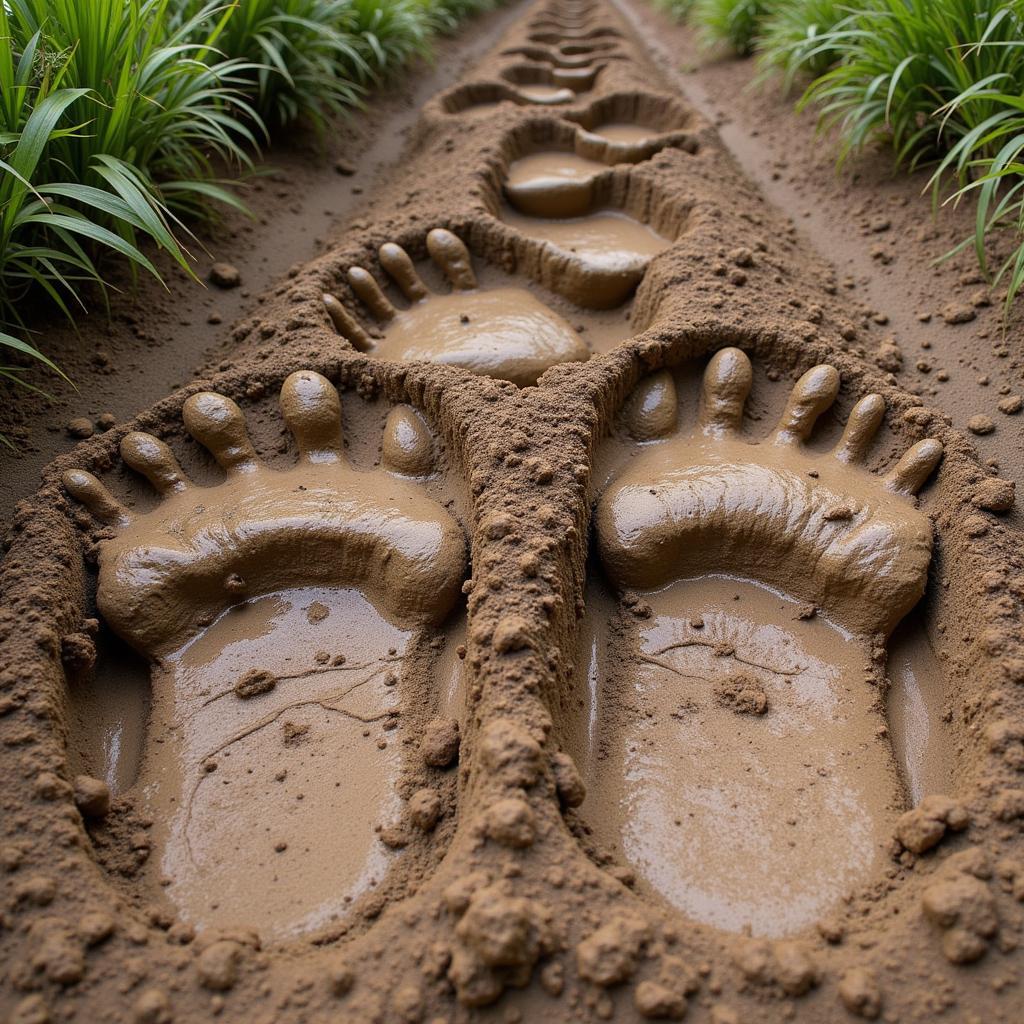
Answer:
3;1;1024;1022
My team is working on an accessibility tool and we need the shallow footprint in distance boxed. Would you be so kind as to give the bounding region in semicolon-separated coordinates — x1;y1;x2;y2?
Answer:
588;348;943;938
323;228;589;386
65;372;467;940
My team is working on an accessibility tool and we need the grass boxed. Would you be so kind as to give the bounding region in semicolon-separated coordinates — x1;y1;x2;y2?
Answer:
693;0;769;56
672;0;1024;311
755;0;849;90
0;0;501;422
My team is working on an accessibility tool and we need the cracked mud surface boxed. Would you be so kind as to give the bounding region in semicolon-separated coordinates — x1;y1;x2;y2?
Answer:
2;1;1024;1022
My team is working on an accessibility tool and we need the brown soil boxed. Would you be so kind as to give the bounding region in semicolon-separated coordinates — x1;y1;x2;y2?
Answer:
2;1;1024;1023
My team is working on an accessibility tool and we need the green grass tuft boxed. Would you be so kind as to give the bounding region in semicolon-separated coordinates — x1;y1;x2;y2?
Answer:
693;0;769;56
755;0;850;91
1;0;500;415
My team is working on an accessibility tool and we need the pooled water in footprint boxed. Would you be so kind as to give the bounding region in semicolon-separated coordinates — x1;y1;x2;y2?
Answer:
589;122;657;145
501;207;670;276
151;587;406;938
507;151;607;188
325;228;589;386
585;348;944;938
519;84;572;102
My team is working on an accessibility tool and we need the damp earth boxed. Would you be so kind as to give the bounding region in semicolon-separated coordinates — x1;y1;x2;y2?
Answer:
1;1;1023;1023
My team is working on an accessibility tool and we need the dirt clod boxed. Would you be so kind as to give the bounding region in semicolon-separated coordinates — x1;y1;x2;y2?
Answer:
209;263;241;289
420;717;460;768
972;477;1015;512
635;979;686;1020
73;775;111;819
941;303;976;325
66;418;94;439
714;672;769;715
484;797;536;848
577;913;650;987
894;794;969;854
234;668;277;698
196;939;243;991
407;788;442;831
837;967;881;1019
551;752;586;807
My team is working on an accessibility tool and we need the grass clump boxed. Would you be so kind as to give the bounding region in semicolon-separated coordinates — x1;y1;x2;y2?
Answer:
693;0;769;56
0;0;257;407
1;0;499;413
797;0;1024;170
756;0;850;90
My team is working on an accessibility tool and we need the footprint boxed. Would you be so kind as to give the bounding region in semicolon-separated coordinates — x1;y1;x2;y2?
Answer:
64;372;467;939
500;203;672;309
323;228;589;386
586;348;943;938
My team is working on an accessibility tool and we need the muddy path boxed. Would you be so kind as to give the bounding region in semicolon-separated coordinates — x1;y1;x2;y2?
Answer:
2;1;1024;1023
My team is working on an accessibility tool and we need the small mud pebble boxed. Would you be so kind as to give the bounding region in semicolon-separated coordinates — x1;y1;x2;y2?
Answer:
66;417;94;439
334;159;356;175
714;673;769;716
941;302;976;325
379;824;409;849
873;342;902;372
73;774;111;819
133;987;172;1024
407;788;442;831
443;871;490;915
235;668;277;699
209;262;241;288
972;477;1015;512
484;797;536;848
551;751;586;808
997;394;1022;415
577;913;650;987
993;788;1024;821
328;960;355;996
838;967;882;1019
420;717;460;768
31;925;86;984
450;885;549;1006
967;414;995;435
196;939;243;991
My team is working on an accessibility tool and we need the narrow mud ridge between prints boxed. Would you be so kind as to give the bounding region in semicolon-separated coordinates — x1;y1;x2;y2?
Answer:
2;1;1024;1022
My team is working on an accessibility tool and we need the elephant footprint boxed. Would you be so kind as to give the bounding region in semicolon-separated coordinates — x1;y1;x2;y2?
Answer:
323;227;589;386
64;372;467;940
588;348;943;938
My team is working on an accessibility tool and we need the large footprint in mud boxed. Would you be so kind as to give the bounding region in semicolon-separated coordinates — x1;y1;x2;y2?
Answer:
64;372;466;939
324;227;588;386
588;348;942;938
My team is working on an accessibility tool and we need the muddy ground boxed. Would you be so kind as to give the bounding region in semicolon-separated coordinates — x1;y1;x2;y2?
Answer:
2;1;1024;1023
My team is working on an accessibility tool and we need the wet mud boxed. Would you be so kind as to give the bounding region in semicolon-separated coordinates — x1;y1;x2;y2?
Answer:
2;1;1024;1022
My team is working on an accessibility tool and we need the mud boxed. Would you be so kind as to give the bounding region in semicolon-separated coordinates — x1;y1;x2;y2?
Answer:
2;0;1024;1022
